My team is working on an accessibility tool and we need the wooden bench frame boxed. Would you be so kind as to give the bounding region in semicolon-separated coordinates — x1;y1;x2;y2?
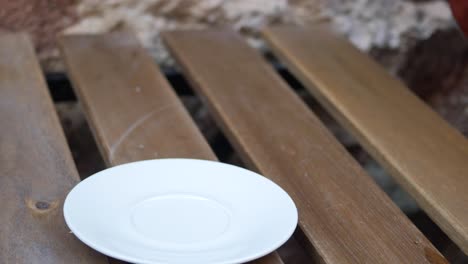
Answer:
1;26;466;263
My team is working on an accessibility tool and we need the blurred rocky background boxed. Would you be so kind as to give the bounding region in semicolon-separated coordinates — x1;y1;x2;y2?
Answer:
1;0;467;261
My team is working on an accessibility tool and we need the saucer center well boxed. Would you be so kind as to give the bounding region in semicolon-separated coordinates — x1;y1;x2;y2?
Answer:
131;194;231;244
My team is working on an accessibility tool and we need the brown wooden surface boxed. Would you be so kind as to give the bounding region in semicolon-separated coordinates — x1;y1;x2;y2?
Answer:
59;32;283;264
60;33;214;165
162;30;448;264
0;34;107;263
263;25;468;254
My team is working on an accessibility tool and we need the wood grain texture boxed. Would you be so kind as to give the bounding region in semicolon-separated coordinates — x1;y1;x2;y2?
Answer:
246;252;283;264
59;33;215;165
0;34;107;263
263;25;468;253
162;29;448;264
59;32;283;264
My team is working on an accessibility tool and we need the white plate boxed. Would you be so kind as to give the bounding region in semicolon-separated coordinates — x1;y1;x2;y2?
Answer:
64;159;297;264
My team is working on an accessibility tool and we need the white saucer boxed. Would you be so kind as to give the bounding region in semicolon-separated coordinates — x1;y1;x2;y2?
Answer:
64;159;297;264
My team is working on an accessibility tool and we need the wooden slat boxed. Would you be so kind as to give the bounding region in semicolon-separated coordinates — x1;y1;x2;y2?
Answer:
60;33;214;165
59;32;283;264
0;34;106;263
263;25;468;253
162;30;448;264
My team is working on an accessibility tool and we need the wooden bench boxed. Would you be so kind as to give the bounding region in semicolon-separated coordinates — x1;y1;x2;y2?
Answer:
1;26;465;263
